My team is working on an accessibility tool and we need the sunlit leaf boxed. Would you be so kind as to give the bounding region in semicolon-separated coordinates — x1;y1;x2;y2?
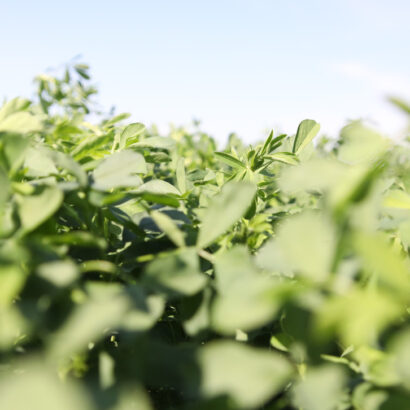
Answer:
293;119;320;155
37;260;79;287
292;365;347;410
136;179;180;196
134;136;175;150
0;360;94;410
16;186;63;234
0;306;28;349
0;112;42;134
198;341;293;408
267;151;299;165
353;231;410;298
338;122;389;165
119;122;146;149
0;97;31;122
0;264;26;307
92;150;146;190
176;157;186;194
197;182;256;248
383;189;410;210
316;288;403;346
272;212;336;282
211;247;281;334
214;152;246;169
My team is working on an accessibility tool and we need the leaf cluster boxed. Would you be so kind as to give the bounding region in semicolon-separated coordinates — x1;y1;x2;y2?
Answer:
0;64;410;409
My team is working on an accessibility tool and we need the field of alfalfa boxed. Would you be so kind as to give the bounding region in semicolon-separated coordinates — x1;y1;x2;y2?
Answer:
0;64;409;409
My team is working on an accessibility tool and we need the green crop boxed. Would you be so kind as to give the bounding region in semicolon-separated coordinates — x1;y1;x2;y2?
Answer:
0;63;409;409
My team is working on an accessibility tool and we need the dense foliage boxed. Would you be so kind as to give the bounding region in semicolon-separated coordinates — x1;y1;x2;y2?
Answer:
0;64;410;410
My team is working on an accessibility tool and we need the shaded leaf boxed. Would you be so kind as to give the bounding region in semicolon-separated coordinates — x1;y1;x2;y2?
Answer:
143;248;206;297
151;210;185;247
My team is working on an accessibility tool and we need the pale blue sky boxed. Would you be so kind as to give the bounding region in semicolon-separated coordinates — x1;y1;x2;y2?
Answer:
1;0;409;143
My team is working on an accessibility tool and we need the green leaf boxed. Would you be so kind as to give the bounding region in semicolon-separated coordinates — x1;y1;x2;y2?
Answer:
99;352;115;389
138;192;180;207
0;265;26;307
74;64;90;79
278;158;347;194
17;186;64;234
270;333;291;352
389;329;410;389
267;134;287;153
134;136;175;150
121;292;164;332
352;383;410;410
353;232;410;297
151;210;185;247
266;151;299;165
212;275;281;334
80;260;117;274
47;149;88;186
134;179;181;206
211;246;281;334
136;179;180;196
0;360;94;410
338;122;389;164
383;189;410;210
214;152;246;169
317;288;402;346
260;130;274;156
0;306;28;349
0;168;10;208
328;163;381;215
71;133;113;160
1;62;410;410
50;290;130;358
119;122;146;149
292;119;320;154
42;231;107;249
181;288;212;336
24;146;58;177
104;112;131;126
267;212;337;282
399;219;410;249
92;150;146;190
176;157;186;194
143;248;207;297
3;134;30;175
389;96;410;115
0;112;42;134
0;97;31;123
111;385;153;410
255;239;292;275
213;245;254;291
198;341;293;408
37;260;79;287
292;365;347;410
197;181;257;248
